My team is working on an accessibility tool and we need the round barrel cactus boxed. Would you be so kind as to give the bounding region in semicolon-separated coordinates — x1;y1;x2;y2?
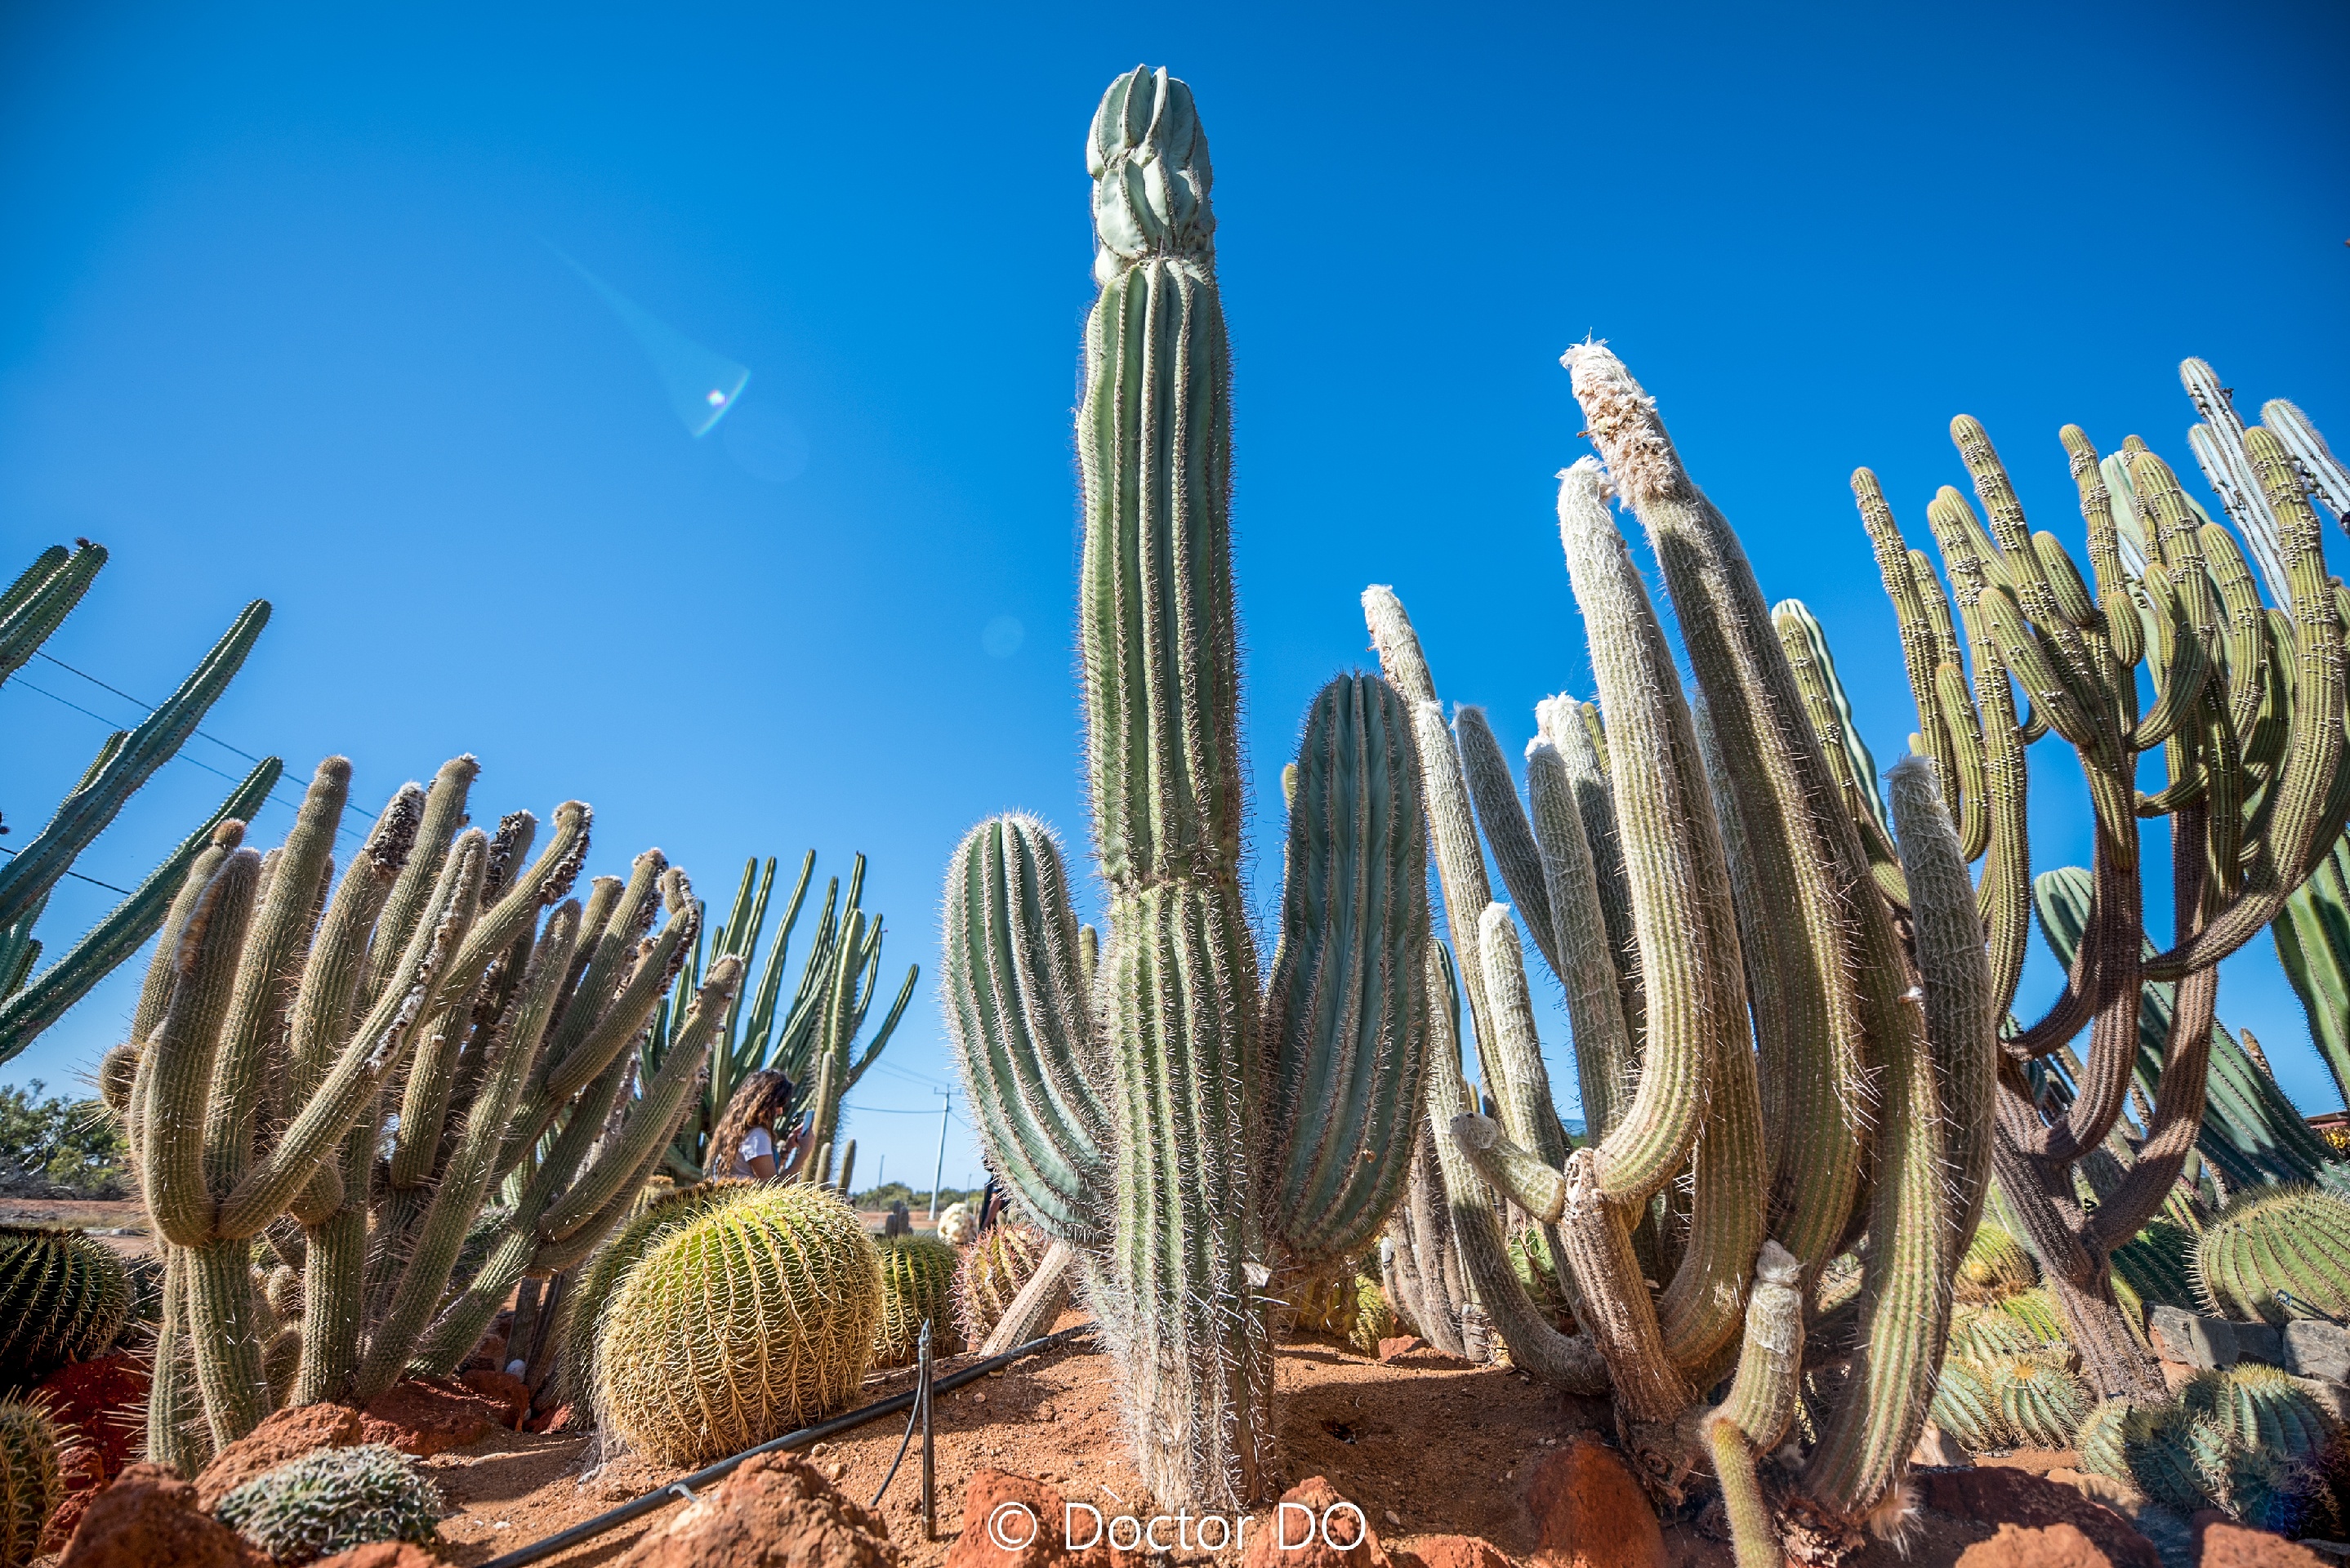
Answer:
1950;1303;2041;1361
1986;1353;2090;1449
555;1178;754;1409
1956;1223;2038;1304
0;1401;60;1568
2219;1446;2328;1538
1991;1285;2069;1347
1286;1270;1394;1356
2111;1219;2199;1312
1507;1228;1576;1333
2194;1186;2350;1324
2074;1396;2142;1486
875;1235;962;1366
2127;1402;2229;1512
951;1222;1046;1347
1929;1357;2009;1454
2183;1363;2338;1461
214;1443;441;1564
0;1227;129;1383
596;1183;881;1464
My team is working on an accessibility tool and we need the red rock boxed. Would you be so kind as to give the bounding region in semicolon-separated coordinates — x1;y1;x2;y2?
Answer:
1956;1523;2112;1568
1523;1437;1665;1568
1246;1476;1395;1568
1919;1468;2160;1568
194;1401;367;1508
355;1374;506;1457
459;1367;531;1426
310;1546;444;1568
946;1468;1145;1568
42;1444;110;1555
56;1463;272;1568
1377;1336;1425;1363
1398;1535;1514;1568
2196;1523;2329;1568
527;1401;577;1433
34;1354;150;1481
614;1450;896;1568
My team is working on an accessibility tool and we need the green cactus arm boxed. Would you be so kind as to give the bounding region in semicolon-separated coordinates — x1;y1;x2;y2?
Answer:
0;542;103;684
185;1232;271;1445
1704;1241;1804;1568
2264;399;2350;523
942;815;1110;1247
2201;523;2270;746
803;908;864;1172
357;757;477;1013
533;877;693;1107
1542;697;1645;1049
2032;533;2098;630
0;755;279;1067
2058;426;2133;600
1887;757;1999;1246
1524;736;1633;1142
140;849;263;1246
1773;602;1899;875
126;822;244;1148
350;902;583;1401
1855;472;1960;799
1926;661;1991;862
214;829;483;1244
1547;457;1718;1209
1262;673;1432;1270
839;963;916;1097
1563;349;1866;1275
533;847;666;1078
1473;906;1569;1169
2130;566;2214;755
205;760;352;1199
0;599;270;933
1455;706;1560;978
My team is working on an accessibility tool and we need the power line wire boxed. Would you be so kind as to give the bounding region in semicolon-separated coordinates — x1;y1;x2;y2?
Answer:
0;843;134;898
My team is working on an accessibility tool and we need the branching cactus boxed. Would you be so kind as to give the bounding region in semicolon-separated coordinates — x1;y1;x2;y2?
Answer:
1815;368;2348;1399
1365;344;1999;1561
940;65;1432;1512
118;753;739;1470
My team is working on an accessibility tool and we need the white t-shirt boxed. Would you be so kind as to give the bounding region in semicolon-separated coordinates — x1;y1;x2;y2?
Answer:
729;1125;774;1178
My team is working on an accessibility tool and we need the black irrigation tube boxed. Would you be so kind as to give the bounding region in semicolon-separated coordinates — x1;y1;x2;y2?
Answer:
478;1323;1099;1568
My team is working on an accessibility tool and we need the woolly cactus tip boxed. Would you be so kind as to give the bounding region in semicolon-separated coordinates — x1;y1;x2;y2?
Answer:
1089;65;1214;282
1451;1112;1501;1151
2180;358;2235;421
212;819;247;849
1755;1239;1801;1286
1561;349;1679;513
365;784;426;874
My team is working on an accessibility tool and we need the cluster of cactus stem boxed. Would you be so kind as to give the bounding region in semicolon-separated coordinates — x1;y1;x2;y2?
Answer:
1372;338;1996;1562
2075;1365;2343;1529
1773;359;2350;1405
1;542;279;1067
940;65;1434;1511
109;752;744;1472
644;850;914;1184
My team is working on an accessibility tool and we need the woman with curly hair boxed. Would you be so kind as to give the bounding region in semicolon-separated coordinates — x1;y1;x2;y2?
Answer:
707;1068;804;1180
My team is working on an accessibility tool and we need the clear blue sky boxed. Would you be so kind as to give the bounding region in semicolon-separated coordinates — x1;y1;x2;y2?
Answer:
3;2;2346;1190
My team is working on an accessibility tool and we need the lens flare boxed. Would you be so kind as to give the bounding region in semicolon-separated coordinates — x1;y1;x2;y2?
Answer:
547;243;750;438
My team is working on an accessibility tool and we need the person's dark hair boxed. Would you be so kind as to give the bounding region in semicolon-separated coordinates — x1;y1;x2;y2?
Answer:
707;1068;796;1177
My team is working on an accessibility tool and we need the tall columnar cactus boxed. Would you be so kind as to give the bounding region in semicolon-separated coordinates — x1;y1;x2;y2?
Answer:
1381;344;1995;1552
940;65;1432;1511
0;1227;129;1383
0;543;280;1067
1808;367;2350;1401
645;851;916;1183
118;753;740;1470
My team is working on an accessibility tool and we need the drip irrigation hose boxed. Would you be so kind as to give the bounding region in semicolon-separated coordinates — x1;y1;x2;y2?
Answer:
477;1321;1097;1568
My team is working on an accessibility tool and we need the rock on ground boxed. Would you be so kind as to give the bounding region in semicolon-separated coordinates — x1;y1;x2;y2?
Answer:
56;1463;272;1568
310;1547;444;1568
1956;1522;2116;1568
1245;1475;1398;1568
1396;1535;1514;1568
614;1450;898;1568
944;1468;1145;1568
1919;1468;2161;1568
1521;1437;1664;1568
2196;1522;2332;1568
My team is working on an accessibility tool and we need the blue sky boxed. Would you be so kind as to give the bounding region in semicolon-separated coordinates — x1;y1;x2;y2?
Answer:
2;2;2346;1188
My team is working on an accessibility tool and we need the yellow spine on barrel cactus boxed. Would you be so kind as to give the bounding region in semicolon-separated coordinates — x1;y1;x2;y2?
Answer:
595;1183;881;1465
952;1223;1046;1348
0;1401;61;1568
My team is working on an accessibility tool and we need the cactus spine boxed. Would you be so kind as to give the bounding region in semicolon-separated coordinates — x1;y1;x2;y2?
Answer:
122;754;739;1466
0;544;279;1067
941;65;1433;1511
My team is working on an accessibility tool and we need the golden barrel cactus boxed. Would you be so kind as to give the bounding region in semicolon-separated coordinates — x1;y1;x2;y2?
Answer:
595;1183;881;1465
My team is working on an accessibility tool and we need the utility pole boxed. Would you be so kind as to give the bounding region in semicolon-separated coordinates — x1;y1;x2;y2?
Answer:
928;1089;951;1221
876;1153;885;1192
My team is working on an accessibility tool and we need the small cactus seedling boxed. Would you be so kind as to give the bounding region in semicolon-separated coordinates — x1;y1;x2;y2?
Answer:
0;1227;128;1384
875;1235;961;1366
2194;1186;2350;1324
213;1443;441;1564
596;1183;880;1465
0;1401;60;1568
